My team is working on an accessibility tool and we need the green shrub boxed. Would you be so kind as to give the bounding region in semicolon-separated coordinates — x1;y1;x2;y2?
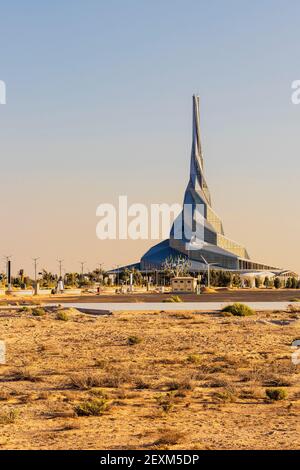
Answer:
56;310;69;321
21;306;31;312
32;307;46;317
74;398;108;416
221;303;255;317
274;277;281;289
265;388;287;401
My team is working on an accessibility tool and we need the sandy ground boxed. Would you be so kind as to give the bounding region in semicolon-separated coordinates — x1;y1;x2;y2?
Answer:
0;306;299;450
40;288;300;303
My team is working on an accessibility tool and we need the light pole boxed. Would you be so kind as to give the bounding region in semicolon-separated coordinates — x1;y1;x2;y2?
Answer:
79;261;86;279
116;265;120;286
32;257;40;295
200;255;218;288
4;255;12;292
57;259;64;279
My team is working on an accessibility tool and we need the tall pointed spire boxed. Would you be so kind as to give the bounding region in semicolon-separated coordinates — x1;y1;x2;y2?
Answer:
189;95;211;205
191;95;204;170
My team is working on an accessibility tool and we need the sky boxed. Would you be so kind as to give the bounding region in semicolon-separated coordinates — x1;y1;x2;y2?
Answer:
0;0;299;276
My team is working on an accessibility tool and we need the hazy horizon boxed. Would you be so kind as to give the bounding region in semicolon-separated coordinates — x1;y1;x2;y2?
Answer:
1;1;299;277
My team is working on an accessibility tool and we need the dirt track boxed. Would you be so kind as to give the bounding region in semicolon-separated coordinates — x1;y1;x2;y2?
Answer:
45;289;300;304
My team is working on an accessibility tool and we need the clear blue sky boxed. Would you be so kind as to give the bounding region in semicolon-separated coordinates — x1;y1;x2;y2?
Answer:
0;1;299;275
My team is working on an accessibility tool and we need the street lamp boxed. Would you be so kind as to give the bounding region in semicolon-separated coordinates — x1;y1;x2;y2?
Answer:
116;265;120;286
32;257;40;295
57;259;64;279
200;255;218;288
4;255;12;293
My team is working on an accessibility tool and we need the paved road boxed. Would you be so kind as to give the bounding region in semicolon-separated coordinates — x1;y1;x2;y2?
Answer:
48;289;300;304
55;301;299;312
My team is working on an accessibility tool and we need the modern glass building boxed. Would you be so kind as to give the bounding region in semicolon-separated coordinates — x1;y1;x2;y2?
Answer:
139;95;284;273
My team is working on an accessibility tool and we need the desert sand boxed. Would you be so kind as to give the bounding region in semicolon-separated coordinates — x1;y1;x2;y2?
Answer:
0;305;299;450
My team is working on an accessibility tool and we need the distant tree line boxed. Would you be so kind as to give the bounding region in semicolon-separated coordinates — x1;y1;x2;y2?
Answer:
0;264;299;290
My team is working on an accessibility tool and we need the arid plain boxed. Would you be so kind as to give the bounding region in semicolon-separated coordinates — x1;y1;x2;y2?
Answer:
0;304;299;450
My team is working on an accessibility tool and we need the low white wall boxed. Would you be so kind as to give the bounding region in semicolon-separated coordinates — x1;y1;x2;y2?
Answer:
37;289;52;295
11;290;34;297
63;289;82;295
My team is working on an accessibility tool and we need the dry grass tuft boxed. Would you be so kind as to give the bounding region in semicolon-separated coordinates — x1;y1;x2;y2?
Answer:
68;373;103;390
127;335;142;346
0;408;19;425
153;429;185;446
7;368;42;383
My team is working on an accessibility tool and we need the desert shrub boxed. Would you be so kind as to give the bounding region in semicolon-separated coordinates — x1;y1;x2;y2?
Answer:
56;310;69;321
165;381;181;391
207;378;231;388
265;388;287;401
134;378;150;390
165;378;193;391
74;398;108;416
156;393;175;413
288;304;300;313
8;368;41;383
290;298;300;302
163;295;182;303
213;389;237;403
0;408;19;424
21;306;31;312
68;373;103;390
94;359;108;369
32;307;46;317
90;388;108;399
170;312;194;320
273;277;281;289
186;354;202;364
221;310;234;317
99;370;129;388
37;391;49;400
221;303;255;317
239;388;260;400
263;375;292;387
127;335;142;346
154;429;184;446
0;390;9;401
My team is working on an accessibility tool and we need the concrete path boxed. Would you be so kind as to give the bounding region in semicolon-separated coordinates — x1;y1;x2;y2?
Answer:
54;301;299;312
